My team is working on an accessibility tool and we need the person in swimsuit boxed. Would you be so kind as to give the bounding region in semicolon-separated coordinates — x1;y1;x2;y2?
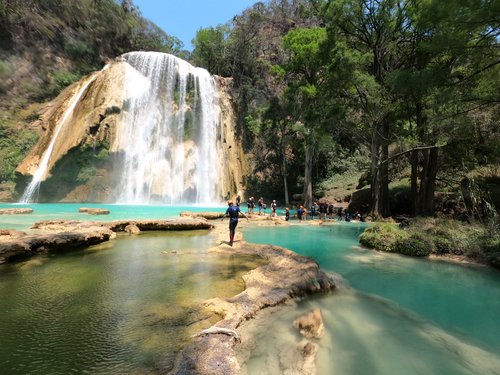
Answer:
224;200;249;246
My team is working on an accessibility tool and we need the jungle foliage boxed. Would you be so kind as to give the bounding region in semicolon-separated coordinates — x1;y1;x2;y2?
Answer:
0;0;498;222
191;0;499;220
0;0;186;183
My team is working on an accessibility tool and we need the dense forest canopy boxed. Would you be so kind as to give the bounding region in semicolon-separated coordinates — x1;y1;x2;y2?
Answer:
0;0;498;225
190;0;499;221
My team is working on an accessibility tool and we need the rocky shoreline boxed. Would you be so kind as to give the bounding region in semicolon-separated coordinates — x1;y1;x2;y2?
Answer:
0;218;213;264
169;217;335;375
0;213;337;374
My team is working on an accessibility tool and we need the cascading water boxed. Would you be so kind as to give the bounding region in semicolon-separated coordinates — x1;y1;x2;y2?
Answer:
19;76;97;204
116;51;222;205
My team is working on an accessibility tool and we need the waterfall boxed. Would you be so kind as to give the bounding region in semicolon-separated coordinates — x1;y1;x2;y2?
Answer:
116;51;221;205
19;76;96;204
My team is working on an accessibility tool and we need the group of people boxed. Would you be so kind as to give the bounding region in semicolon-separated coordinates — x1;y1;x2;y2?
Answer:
224;194;364;246
245;196;278;217
297;201;364;222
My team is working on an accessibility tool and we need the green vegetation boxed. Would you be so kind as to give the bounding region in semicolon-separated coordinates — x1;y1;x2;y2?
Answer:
360;218;500;268
0;116;38;181
190;0;498;221
0;0;187;187
0;0;498;227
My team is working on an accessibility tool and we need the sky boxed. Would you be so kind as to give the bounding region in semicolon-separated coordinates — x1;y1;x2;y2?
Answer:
133;0;258;50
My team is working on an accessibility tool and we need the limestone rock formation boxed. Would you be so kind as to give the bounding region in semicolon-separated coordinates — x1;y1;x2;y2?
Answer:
292;308;325;339
0;208;33;215
78;207;110;215
15;55;247;203
0;218;213;264
279;340;318;375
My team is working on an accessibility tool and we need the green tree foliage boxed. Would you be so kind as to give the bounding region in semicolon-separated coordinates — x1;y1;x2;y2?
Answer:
280;27;328;208
0;0;184;102
191;24;231;76
0;118;38;181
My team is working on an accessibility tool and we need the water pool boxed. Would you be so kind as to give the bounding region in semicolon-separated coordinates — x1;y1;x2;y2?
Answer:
0;230;265;374
0;203;225;231
243;223;500;375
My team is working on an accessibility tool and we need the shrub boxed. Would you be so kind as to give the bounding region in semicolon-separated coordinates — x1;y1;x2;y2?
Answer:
432;235;453;254
52;70;81;95
394;234;433;257
0;60;11;93
359;223;407;252
481;235;500;269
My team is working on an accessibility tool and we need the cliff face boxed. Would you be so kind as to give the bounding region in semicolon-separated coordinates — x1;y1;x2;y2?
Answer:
216;76;248;202
14;59;246;203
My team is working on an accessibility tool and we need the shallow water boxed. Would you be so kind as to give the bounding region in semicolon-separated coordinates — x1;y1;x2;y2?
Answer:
0;230;266;374
0;203;224;231
243;222;500;375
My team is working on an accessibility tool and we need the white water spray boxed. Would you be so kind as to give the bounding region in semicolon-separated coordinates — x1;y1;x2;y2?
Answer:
116;52;222;204
20;76;96;203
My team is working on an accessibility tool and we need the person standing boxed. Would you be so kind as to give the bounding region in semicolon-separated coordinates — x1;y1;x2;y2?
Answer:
297;206;303;221
258;197;264;215
285;207;290;221
236;194;241;207
247;196;255;214
224;200;248;246
271;199;277;217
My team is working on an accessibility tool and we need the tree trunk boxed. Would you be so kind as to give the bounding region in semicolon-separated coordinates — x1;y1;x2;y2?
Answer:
280;122;290;206
370;121;391;218
380;121;391;217
370;123;381;218
410;149;419;216
422;147;438;216
410;147;439;217
281;138;289;206
302;141;314;209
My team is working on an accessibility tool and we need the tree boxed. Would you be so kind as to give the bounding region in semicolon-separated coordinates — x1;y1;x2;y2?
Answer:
281;26;328;208
324;0;416;217
191;24;231;76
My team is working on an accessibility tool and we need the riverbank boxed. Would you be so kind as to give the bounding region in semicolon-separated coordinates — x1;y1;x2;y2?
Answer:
359;219;500;269
0;213;338;374
168;216;336;374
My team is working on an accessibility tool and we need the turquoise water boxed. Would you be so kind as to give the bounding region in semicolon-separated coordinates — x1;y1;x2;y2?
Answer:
0;203;224;231
243;223;500;375
3;204;500;374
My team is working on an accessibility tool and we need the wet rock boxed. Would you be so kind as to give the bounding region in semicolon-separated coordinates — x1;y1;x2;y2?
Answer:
293;308;324;339
0;218;212;264
279;340;318;375
180;211;225;220
170;237;336;375
0;208;33;215
0;229;27;239
124;224;140;234
0;228;114;263
78;207;110;215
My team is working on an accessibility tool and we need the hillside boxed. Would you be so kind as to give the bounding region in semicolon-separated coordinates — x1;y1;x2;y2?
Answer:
0;0;185;196
0;0;498;223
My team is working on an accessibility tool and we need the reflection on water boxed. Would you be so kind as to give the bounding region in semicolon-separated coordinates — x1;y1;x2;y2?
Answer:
244;223;500;375
0;231;266;374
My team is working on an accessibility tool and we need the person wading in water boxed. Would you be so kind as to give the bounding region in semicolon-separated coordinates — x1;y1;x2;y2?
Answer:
224;200;249;246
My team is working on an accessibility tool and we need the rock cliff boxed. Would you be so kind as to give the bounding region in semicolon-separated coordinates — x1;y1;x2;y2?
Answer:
14;57;247;203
